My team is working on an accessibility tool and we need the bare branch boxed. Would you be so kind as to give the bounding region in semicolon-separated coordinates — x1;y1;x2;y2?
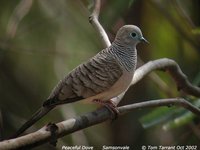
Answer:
89;0;111;48
111;58;200;105
137;57;175;97
0;98;199;149
132;58;200;97
118;98;200;116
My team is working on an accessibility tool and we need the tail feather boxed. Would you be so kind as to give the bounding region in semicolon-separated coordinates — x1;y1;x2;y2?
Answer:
10;106;54;139
10;96;83;139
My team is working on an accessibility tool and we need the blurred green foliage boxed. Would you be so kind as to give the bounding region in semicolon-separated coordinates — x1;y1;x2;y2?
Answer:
0;0;200;149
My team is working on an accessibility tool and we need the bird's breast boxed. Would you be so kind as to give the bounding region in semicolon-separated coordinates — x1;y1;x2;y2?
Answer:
83;69;134;102
109;70;134;96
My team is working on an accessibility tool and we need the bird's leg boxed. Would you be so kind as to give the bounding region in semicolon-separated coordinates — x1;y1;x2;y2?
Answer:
46;122;58;147
92;99;119;120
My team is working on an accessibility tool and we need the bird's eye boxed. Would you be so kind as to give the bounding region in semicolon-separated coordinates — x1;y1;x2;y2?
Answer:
130;32;137;38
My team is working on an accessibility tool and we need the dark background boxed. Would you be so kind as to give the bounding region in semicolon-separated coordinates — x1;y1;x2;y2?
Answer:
0;0;200;149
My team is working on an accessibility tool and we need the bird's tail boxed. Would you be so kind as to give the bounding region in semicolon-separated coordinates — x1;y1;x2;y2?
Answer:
9;97;83;139
9;105;55;139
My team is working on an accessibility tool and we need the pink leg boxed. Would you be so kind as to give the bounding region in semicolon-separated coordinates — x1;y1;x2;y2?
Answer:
92;99;119;119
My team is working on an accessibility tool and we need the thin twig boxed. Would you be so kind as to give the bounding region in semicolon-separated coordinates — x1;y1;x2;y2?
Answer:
118;98;200;116
0;98;199;149
89;0;111;48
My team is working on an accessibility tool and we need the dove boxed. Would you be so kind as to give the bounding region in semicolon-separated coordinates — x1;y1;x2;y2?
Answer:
11;25;148;138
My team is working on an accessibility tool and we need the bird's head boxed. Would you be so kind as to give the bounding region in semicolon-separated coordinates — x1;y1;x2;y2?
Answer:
114;25;148;46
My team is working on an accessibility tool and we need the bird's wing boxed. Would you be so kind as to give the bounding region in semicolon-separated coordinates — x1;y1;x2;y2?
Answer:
47;49;123;103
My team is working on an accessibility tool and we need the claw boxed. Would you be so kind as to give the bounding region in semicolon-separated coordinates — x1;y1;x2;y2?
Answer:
92;99;119;120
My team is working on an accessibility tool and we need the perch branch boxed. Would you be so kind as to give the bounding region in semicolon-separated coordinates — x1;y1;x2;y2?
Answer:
0;98;200;149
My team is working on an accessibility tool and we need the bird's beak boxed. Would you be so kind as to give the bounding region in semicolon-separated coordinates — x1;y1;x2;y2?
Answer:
140;37;149;44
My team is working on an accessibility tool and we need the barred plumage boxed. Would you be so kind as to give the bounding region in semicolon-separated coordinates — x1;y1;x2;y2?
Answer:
47;25;147;103
11;25;148;139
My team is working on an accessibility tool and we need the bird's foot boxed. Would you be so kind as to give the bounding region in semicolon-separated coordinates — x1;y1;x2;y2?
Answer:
46;122;58;147
92;99;119;120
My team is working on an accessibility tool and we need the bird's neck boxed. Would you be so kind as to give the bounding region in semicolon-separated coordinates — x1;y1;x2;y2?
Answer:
109;41;137;72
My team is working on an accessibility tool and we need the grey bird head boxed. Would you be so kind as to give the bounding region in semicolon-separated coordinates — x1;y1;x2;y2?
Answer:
114;25;148;46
